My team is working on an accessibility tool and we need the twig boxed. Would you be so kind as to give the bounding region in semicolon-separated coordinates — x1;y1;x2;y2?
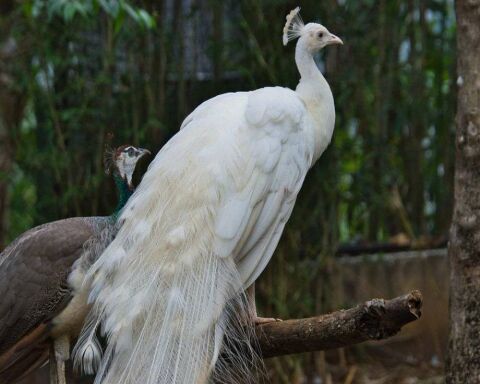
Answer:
256;290;423;358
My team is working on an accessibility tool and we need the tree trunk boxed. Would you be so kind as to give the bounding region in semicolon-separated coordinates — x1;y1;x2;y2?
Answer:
446;1;480;382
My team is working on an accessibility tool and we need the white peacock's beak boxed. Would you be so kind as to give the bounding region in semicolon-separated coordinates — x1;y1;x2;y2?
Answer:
327;33;343;46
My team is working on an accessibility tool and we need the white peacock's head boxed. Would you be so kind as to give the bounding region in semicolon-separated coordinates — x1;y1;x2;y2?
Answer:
282;7;343;51
302;23;343;52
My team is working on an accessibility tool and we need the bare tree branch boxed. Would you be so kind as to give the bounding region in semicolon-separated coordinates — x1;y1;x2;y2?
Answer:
256;290;423;359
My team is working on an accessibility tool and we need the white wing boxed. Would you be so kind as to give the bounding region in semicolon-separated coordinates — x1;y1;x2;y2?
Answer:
181;86;314;287
178;87;314;288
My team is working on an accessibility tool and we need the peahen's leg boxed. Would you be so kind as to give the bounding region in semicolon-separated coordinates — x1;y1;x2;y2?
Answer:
49;343;58;384
246;283;282;325
49;336;70;384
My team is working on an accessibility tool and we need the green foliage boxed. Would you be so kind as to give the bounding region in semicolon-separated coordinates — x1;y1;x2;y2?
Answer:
22;0;155;28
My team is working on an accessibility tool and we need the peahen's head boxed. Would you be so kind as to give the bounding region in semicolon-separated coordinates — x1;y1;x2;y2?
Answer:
283;7;343;52
107;145;151;190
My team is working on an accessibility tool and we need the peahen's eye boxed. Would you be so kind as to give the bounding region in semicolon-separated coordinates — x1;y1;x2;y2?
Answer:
127;147;135;157
318;32;324;39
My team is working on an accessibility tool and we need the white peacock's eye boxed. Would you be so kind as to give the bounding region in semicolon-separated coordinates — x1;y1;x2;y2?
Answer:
318;32;324;39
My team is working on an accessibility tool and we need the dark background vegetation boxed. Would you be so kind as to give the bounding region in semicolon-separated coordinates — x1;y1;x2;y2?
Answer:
0;0;455;383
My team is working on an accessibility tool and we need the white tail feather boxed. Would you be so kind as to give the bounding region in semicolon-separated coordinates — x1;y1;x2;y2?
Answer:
87;256;261;383
72;314;103;375
80;210;259;384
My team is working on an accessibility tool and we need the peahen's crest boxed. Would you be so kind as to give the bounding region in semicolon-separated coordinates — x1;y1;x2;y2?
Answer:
103;133;116;175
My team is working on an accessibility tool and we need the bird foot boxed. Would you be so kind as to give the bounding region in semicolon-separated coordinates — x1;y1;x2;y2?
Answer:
253;316;282;325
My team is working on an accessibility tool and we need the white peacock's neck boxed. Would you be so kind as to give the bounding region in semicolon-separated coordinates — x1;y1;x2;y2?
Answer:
294;40;336;163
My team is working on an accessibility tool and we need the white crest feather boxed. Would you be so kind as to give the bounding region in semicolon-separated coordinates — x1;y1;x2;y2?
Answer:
282;6;304;46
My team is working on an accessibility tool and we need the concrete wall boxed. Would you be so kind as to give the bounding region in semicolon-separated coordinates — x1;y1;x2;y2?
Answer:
336;249;448;363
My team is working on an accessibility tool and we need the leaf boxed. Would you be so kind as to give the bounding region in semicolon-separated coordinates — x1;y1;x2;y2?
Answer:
63;3;77;22
21;1;34;18
119;2;155;29
114;8;126;35
121;2;138;22
46;0;63;20
98;0;119;17
137;9;156;29
74;2;90;17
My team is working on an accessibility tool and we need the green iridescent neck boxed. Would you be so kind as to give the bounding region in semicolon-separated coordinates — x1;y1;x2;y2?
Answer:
112;173;133;218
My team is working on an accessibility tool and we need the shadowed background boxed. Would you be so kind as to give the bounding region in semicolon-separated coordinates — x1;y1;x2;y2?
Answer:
0;0;455;383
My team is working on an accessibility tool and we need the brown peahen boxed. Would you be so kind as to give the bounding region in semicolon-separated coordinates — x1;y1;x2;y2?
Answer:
0;144;150;384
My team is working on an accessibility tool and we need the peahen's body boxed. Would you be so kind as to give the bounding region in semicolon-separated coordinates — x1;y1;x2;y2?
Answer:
0;145;149;384
82;8;342;384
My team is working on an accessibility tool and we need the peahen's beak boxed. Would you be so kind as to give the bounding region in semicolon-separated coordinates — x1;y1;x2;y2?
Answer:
136;148;151;158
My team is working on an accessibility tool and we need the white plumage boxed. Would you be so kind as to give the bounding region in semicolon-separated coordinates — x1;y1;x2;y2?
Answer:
78;7;342;384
